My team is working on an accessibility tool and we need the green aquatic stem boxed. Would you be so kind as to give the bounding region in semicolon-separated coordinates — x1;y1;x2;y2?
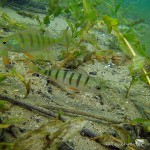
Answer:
112;27;150;85
0;71;31;97
112;27;136;57
1;12;27;29
14;73;31;98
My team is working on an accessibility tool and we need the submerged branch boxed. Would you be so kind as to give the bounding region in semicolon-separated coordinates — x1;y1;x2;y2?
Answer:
0;94;66;122
0;94;122;124
43;104;123;124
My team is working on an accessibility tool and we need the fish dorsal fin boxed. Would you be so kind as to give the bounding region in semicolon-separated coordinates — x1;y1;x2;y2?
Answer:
20;28;44;35
74;68;89;76
55;67;89;77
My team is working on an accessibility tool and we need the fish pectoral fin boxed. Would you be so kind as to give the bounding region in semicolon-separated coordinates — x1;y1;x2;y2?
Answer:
68;86;80;93
0;49;10;65
3;57;10;65
24;52;34;59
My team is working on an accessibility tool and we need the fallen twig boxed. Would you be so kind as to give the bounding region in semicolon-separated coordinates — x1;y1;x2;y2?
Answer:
44;104;123;124
0;94;66;122
0;94;123;124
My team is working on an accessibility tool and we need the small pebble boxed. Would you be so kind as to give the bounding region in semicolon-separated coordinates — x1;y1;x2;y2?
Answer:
89;71;97;75
47;87;52;93
19;128;26;133
57;141;74;150
94;94;103;105
32;73;40;77
80;128;97;138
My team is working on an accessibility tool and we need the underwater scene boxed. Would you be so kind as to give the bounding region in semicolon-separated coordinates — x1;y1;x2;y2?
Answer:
0;0;150;149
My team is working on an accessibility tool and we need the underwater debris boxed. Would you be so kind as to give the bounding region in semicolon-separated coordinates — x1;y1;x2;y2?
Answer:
111;124;130;145
14;117;87;150
0;142;16;150
0;70;31;98
0;94;66;122
130;118;150;133
80;124;148;150
57;141;74;150
94;50;130;65
96;133;124;149
16;10;38;20
80;128;124;149
80;128;97;138
43;104;122;124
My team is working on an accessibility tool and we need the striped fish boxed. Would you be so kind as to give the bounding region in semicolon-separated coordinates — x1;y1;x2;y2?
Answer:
39;68;101;93
0;29;60;52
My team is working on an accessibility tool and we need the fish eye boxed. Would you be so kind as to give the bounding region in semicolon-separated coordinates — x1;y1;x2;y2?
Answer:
95;85;101;90
3;41;7;44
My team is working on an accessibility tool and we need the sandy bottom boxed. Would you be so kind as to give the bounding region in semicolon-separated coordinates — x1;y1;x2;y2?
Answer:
0;5;150;150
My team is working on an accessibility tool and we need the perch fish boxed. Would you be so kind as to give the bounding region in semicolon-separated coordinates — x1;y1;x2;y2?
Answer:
0;29;61;64
40;68;101;93
0;29;60;52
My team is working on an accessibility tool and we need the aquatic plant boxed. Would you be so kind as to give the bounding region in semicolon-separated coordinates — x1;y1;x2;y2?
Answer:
13;117;86;149
0;12;27;30
131;118;150;133
100;15;150;97
0;69;31;97
81;123;147;150
0;0;149;98
52;0;101;68
0;142;16;150
0;0;7;7
0;0;149;107
58;0;150;95
0;100;16;150
0;1;150;149
0;100;11;113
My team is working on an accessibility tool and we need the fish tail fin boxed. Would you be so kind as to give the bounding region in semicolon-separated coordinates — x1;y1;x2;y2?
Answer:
0;49;9;64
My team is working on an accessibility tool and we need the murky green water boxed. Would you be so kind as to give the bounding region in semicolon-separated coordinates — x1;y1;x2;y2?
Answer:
0;1;150;149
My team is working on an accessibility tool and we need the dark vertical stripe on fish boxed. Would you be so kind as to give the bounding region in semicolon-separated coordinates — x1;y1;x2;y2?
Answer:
36;34;40;48
44;70;48;75
19;33;24;44
63;70;68;82
29;34;33;47
48;70;52;76
84;76;90;86
69;73;75;85
55;70;59;80
76;74;82;87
